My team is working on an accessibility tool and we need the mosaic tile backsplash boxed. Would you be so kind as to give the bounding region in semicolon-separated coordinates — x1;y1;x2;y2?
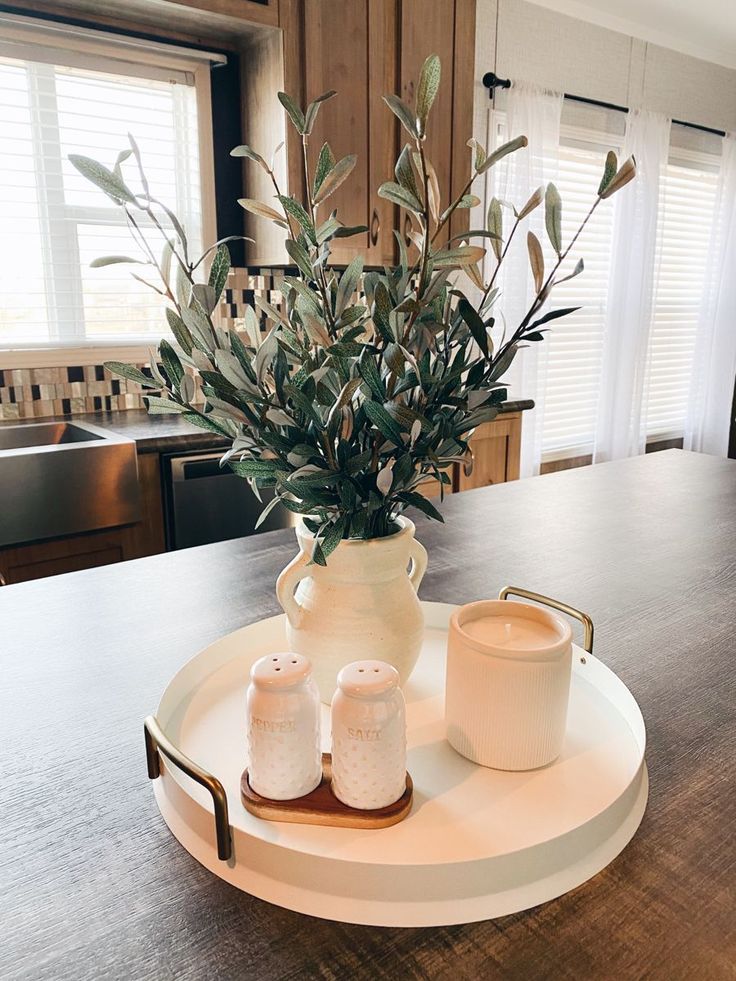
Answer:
0;268;291;421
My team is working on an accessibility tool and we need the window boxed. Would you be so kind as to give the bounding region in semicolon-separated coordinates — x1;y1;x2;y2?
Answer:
540;138;616;457
0;16;216;351
644;155;719;438
541;130;720;459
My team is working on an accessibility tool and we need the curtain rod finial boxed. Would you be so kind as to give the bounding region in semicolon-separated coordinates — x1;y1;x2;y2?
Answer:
482;72;511;98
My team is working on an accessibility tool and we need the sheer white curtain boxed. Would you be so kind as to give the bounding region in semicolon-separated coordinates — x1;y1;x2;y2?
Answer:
593;110;671;462
488;82;563;476
684;135;736;457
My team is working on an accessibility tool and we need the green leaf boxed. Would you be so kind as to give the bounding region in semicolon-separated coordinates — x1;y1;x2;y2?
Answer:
394;144;419;199
597;150;618;196
466;137;487;172
383;94;419;138
89;255;145;268
385;342;405;376
320;515;346;559
159;339;184;388
477;136;528;174
316;216;341;244
458;298;489;358
310;541;328;567
277;195;314;234
363;400;405;446
377;181;422;213
208;245;230;302
335;255;363;317
397;491;444;523
285;239;314;279
166;308;193;356
433;245;486;268
556;257;584;285
68;154;138;204
358;350;385;400
333;224;369;238
545;183;562;255
229;458;282;479
253;495;283;530
182;412;231;437
527;306;580;331
144;395;189;414
599;156;636;199
313;142;335;198
415;54;441;136
486;198;503;260
229;144;269;171
104;361;159;388
277;91;306;134
304;90;337;135
313;154;357;205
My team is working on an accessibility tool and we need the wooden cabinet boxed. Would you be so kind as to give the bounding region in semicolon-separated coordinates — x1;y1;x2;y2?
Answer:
280;0;475;265
0;454;165;586
458;413;523;491
417;412;524;499
398;0;475;248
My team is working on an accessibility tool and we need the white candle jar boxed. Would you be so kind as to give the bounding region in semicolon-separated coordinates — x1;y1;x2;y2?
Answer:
330;661;407;810
445;599;573;771
246;652;322;800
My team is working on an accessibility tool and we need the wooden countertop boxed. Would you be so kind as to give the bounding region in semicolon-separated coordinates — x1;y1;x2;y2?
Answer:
1;450;733;980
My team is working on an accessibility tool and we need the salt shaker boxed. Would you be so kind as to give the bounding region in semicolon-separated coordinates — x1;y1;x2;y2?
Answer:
330;660;407;810
246;652;322;800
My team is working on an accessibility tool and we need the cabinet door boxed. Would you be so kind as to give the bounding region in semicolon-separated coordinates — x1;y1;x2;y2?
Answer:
399;0;475;248
301;0;398;265
458;413;523;491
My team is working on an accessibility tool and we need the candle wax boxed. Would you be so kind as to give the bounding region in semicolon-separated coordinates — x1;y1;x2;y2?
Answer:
461;614;561;650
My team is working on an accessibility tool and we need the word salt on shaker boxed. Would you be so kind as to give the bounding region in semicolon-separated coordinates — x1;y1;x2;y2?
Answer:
246;652;322;800
330;660;407;810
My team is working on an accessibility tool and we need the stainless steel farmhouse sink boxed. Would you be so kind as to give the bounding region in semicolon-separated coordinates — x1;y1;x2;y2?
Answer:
0;420;140;547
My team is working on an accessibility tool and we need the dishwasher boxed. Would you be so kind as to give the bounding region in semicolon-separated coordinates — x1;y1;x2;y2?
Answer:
161;450;294;550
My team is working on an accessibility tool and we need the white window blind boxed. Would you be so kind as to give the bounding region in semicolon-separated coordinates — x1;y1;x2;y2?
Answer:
0;26;209;350
540;139;616;457
643;156;719;438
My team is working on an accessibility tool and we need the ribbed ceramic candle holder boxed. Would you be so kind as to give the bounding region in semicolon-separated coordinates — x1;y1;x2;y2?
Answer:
445;599;573;771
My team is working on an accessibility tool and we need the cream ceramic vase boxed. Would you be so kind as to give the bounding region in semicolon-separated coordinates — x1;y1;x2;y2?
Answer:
276;517;428;703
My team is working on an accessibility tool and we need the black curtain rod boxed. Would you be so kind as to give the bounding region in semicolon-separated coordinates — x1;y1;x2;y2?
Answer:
482;72;726;139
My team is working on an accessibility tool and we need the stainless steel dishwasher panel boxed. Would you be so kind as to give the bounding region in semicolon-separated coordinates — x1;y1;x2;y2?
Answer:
163;451;294;550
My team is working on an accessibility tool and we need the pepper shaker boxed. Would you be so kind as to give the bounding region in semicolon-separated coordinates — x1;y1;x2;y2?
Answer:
330;660;407;810
246;652;322;800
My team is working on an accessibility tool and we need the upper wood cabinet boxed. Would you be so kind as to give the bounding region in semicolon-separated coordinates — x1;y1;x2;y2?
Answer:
279;0;475;265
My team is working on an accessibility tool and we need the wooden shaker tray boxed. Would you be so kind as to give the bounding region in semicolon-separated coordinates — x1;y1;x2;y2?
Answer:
241;753;413;828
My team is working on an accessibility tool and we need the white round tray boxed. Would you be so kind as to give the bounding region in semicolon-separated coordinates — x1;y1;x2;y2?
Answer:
150;601;648;927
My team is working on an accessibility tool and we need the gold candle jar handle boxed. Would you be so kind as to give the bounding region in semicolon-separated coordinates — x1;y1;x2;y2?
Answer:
144;715;232;861
498;586;595;654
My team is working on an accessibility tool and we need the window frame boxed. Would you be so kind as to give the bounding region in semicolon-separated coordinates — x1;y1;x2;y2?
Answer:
0;13;218;368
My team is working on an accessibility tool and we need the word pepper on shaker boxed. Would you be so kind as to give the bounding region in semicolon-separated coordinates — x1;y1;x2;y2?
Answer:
246;652;322;800
330;660;407;810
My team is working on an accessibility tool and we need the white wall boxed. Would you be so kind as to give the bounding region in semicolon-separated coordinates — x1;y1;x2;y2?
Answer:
474;0;736;143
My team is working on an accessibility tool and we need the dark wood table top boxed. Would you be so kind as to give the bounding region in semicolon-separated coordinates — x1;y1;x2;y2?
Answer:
2;450;734;981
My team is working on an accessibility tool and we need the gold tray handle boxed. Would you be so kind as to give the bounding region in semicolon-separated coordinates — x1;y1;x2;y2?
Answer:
498;586;594;654
144;715;232;861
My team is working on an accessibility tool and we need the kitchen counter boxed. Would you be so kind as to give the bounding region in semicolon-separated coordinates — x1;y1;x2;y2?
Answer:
2;449;733;980
0;401;535;455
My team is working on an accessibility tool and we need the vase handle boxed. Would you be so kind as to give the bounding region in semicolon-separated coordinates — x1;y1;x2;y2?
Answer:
408;538;428;593
276;549;312;626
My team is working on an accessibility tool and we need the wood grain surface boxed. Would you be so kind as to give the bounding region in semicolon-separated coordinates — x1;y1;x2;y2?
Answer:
1;450;734;981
